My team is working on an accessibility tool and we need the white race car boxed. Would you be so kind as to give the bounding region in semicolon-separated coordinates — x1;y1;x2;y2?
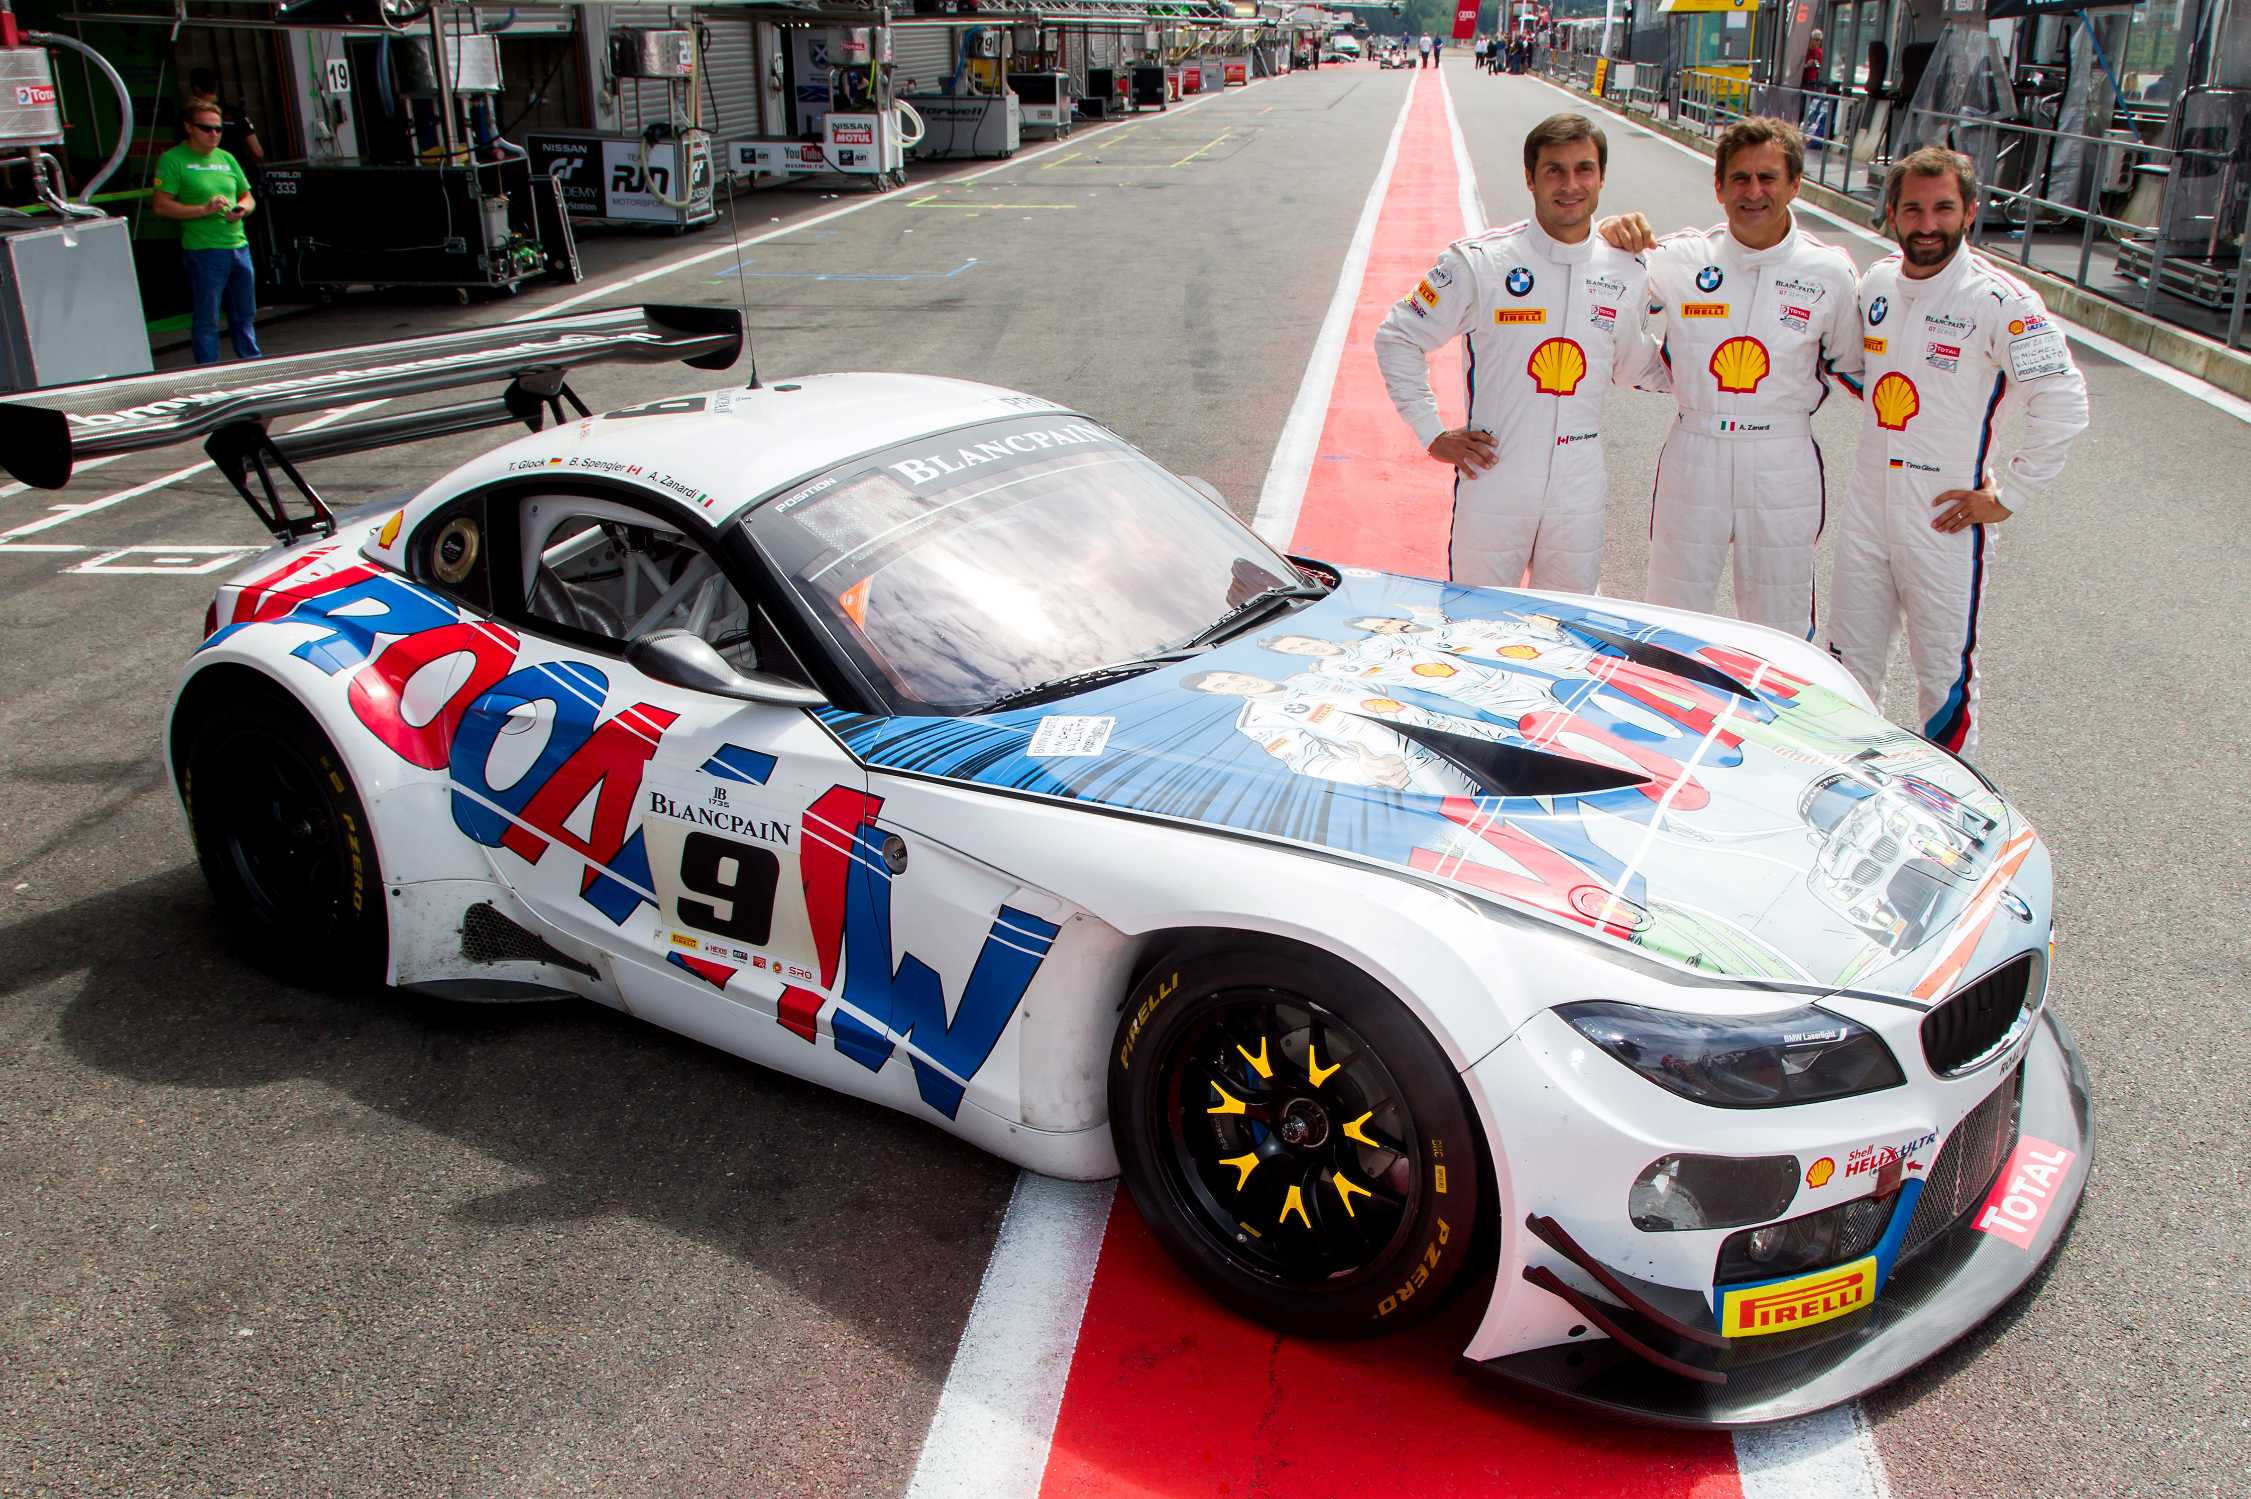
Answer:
0;308;2089;1425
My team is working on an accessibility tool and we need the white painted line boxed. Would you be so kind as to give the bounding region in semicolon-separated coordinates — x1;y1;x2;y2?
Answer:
901;1175;1114;1499
1532;74;2251;424
532;82;1248;320
1251;76;1420;543
1;451;123;501
1440;67;1489;235
66;543;262;576
1736;1404;1894;1499
0;543;93;554
0;401;380;542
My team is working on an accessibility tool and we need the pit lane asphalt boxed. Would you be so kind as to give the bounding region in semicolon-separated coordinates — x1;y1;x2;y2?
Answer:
1;61;2244;1499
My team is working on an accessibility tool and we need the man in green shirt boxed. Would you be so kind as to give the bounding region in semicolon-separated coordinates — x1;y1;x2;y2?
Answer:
153;103;261;364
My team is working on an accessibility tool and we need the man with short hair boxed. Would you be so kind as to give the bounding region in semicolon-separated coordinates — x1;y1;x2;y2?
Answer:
153;102;260;365
1419;32;1433;67
1597;116;1861;636
186;67;262;176
1825;147;2088;758
1374;112;1664;593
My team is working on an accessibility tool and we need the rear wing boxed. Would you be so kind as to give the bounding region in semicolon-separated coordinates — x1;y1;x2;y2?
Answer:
0;303;742;540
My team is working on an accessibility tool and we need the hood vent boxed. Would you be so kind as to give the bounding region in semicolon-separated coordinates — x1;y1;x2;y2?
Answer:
1568;623;1757;699
1383;719;1649;798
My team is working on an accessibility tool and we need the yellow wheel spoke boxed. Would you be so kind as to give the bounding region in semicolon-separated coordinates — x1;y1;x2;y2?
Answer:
1342;1110;1381;1150
1236;1035;1273;1079
1218;1151;1262;1191
1278;1183;1311;1229
1306;1040;1341;1087
1332;1173;1372;1219
1206;1080;1247;1115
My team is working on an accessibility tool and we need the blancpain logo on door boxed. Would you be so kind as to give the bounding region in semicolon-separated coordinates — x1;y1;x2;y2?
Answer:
890;424;1116;485
645;789;792;845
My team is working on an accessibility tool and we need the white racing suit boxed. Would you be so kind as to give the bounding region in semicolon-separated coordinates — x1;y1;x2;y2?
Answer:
1826;248;2089;760
1374;220;1664;592
1643;218;1861;635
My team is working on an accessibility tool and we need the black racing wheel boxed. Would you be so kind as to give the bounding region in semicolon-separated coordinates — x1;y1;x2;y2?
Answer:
1108;943;1484;1336
181;698;387;984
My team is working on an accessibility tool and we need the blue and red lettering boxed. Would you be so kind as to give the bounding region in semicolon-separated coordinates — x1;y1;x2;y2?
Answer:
783;785;1058;1118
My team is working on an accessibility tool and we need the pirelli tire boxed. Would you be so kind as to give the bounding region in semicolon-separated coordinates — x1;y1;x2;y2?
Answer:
180;696;388;985
1108;943;1484;1337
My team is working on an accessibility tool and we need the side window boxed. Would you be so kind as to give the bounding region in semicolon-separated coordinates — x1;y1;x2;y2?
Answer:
511;495;801;680
411;494;493;614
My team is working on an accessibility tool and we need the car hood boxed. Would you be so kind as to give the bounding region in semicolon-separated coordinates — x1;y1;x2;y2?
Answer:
820;575;2042;1000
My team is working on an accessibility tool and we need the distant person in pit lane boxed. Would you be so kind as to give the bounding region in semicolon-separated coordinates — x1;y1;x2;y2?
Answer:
153;99;260;366
1419;33;1433;67
1824;146;2088;759
1594;116;1861;638
1373;112;1666;593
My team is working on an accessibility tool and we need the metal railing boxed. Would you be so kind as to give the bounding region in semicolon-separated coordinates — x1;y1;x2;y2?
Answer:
1547;56;2250;354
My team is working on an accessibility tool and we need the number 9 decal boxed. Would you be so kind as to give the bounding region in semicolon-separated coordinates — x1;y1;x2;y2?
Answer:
677;831;780;943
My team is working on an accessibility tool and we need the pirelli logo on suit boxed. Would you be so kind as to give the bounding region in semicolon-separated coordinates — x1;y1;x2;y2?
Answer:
1493;308;1548;326
1680;303;1731;319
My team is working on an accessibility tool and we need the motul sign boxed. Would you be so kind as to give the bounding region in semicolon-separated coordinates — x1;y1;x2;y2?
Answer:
1453;2;1478;37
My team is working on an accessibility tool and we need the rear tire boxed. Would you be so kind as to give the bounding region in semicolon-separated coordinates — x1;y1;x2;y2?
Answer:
181;699;387;985
1108;943;1484;1337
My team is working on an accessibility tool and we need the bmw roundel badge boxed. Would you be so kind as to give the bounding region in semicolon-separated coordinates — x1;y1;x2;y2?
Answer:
1695;265;1724;293
1507;266;1535;297
1869;294;1889;325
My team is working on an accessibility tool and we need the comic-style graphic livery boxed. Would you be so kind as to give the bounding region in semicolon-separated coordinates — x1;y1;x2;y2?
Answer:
0;307;2088;1429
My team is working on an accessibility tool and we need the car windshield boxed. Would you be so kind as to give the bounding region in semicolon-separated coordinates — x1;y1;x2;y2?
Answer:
742;415;1305;714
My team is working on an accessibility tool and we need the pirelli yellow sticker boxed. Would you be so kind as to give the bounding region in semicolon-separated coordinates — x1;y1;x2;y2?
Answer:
1719;1255;1878;1337
1415;279;1440;308
1681;302;1730;319
1494;308;1547;326
1864;335;1888;354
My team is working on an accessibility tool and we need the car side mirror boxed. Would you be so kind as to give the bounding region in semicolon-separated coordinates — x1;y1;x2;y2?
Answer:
627;630;827;708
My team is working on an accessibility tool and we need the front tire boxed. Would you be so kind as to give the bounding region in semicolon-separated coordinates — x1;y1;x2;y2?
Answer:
181;699;387;985
1108;943;1484;1336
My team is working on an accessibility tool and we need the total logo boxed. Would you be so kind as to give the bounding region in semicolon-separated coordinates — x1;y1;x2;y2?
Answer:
1974;1137;2077;1249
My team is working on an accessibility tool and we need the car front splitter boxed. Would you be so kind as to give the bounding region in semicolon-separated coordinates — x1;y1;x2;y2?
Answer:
1466;1007;2093;1428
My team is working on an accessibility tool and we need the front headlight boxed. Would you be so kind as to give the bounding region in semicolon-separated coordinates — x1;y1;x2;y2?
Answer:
1557;1000;1906;1108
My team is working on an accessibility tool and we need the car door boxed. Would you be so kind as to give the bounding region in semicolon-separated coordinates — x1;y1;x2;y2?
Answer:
424;481;870;1067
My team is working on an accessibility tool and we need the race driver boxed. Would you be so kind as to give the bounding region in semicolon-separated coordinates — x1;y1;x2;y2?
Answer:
1825;147;2088;759
1595;117;1861;637
1373;112;1665;593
